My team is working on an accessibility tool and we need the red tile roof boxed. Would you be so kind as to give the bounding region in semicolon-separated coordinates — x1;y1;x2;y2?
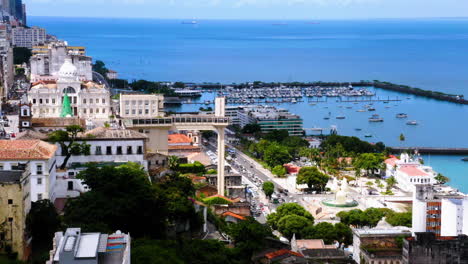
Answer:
222;211;246;220
0;140;57;160
265;249;304;260
385;157;399;166
399;165;428;177
168;134;192;144
284;164;300;174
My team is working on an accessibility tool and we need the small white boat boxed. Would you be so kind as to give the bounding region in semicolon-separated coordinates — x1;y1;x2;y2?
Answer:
336;116;346;120
396;113;408;118
357;109;366;112
406;120;418;125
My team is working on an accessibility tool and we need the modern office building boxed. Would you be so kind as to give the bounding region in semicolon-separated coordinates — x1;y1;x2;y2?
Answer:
238;105;303;136
12;26;46;48
412;184;468;237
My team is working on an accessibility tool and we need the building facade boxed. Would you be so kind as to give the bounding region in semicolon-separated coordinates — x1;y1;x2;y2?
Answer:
119;93;164;118
12;26;45;48
28;59;111;119
384;154;437;192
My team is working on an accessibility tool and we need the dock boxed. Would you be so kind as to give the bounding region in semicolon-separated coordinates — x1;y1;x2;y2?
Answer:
390;147;468;155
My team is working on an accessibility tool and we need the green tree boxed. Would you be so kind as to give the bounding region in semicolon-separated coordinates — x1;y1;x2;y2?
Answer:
386;212;412;227
296;167;330;192
241;124;261;134
267;203;314;230
263;130;289;142
168;155;180;170
173;82;185;88
282;136;309;157
92;60;108;77
277;215;312;240
132;239;183;264
435;173;450;184
48;125;90;169
262;181;275;198
303;222;336;244
263;143;291;167
399;133;406;143
334;223;353;246
386;176;398;190
226;217;272;258
272;165;287;177
353;153;385;176
13;47;32;64
366;181;374;187
299;147;322;166
63;163;167;238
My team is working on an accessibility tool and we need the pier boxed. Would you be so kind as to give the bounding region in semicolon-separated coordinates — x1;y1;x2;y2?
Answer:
390;147;468;155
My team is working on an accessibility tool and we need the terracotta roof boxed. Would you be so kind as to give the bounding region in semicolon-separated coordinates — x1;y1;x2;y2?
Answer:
385;157;400;167
399;165;428;177
222;211;246;220
168;145;200;150
0;140;57;160
284;163;300;174
168;134;192;144
82;127;147;140
265;249;303;260
32;117;85;128
16;130;48;140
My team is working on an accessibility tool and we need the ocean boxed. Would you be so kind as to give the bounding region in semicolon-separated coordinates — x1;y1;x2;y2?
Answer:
28;16;468;191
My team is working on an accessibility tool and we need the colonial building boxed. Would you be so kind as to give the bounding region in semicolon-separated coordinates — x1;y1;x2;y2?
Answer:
384;154;437;192
28;59;111;119
119;93;164;118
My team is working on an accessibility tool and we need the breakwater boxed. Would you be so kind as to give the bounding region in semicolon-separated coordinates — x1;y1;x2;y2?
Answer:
390;147;468;155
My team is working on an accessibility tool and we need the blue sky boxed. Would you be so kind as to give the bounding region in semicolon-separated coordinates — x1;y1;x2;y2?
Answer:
24;0;468;20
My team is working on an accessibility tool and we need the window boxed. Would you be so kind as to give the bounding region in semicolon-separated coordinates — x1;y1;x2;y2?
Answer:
7;199;12;205
90;108;93;114
127;146;133;154
39;99;43;104
37;178;42;185
90;99;93;104
46;99;49;104
102;108;106;114
8;217;13;222
22;109;28;116
36;164;43;175
0;164;3;170
37;194;43;200
138;110;142;115
68;171;75;176
145;109;149;114
96;108;100;113
132;110;136;115
52;98;55;104
95;146;102;155
83;99;87;104
33;99;36;104
83;108;87;114
137;146;143;154
125;110;129;115
117;146;123;155
102;99;105;104
106;146;112;155
67;181;73;191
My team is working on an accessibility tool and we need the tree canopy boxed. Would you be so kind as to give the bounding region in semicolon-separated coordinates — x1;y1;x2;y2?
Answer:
353;153;385;176
262;181;275;198
272;165;287;177
263;143;292;168
296;167;330;191
226;217;272;259
13;47;32;64
337;208;390;228
435;173;450;184
267;203;314;230
321;134;385;154
48;125;90;169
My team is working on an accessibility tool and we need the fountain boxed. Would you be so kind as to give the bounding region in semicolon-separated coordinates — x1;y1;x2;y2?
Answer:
322;178;358;208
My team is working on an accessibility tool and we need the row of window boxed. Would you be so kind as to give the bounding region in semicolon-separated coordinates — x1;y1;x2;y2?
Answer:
125;109;156;115
82;98;106;104
410;178;430;183
94;145;143;155
124;100;158;106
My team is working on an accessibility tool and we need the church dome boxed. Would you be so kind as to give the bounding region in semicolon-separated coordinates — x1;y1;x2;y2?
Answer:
58;58;78;79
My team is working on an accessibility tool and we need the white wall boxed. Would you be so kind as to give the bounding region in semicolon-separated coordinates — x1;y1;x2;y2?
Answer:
441;199;461;236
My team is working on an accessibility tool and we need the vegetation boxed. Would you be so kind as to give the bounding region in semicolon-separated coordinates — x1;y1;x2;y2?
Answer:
92;60;109;77
177;161;206;174
386;176;398;190
435;173;450;184
337;208;411;228
385;211;412;227
263;142;292;168
303;222;353;246
48;125;90;170
203;196;232;205
130;79;176;96
225;217;273;259
168;155;180;170
241;124;261;134
272;165;287;177
262;181;275;198
353;153;385;177
296;167;330;192
13;47;32;64
267;203;314;231
321;134;386;154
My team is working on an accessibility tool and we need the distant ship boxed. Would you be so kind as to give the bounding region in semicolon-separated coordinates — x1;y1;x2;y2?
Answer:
182;20;198;24
272;22;288;26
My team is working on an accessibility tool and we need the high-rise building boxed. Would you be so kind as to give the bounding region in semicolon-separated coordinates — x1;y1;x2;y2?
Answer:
14;0;22;23
12;26;46;48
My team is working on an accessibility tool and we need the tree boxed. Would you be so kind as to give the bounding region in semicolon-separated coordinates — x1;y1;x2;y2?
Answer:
299;147;322;166
92;60;108;77
267;203;314;230
435;173;450;184
386;176;397;190
263;143;291;168
263;130;289;142
13;47;32;64
226;217;272;258
353;153;385;176
337;208;389;228
399;133;406;143
296;167;330;192
282;136;309;158
26;200;61;262
366;181;374;187
334;223;353;246
262;181;275;198
303;222;336;244
277;215;312;240
242;124;261;134
48;125;90;169
132;239;183;264
173;82;185;88
63;163;167;238
272;165;287;177
386;211;412;227
168;155;180;170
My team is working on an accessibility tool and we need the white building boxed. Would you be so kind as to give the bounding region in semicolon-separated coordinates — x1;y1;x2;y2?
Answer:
53;127;148;198
0;23;14;98
47;228;130;264
12;26;46;48
0;139;58;202
28;59;111;119
412;184;468;237
30;41;93;82
384;154;437;192
119;93;164;118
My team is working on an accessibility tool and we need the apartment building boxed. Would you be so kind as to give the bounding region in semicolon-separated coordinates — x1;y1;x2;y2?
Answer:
12;26;46;48
238;105;303;136
119;93;164;118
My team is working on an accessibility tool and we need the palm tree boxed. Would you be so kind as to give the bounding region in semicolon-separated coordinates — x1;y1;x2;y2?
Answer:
386;176;397;190
168;155;180;170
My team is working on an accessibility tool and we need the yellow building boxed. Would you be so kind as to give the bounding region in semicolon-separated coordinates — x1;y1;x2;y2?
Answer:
0;170;27;260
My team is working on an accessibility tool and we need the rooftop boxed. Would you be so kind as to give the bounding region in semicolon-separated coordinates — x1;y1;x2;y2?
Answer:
296;239;337;249
32;117;85;128
385;157;400;167
82;127;147;140
168;134;193;144
0;140;57;160
16;130;48;140
0;170;23;183
399;165;428;177
222;211;246;221
265;249;303;260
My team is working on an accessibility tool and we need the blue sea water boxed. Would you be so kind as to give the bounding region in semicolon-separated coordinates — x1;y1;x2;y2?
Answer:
27;16;468;191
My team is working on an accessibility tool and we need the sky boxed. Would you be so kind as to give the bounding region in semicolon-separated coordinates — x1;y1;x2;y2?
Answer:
24;0;468;20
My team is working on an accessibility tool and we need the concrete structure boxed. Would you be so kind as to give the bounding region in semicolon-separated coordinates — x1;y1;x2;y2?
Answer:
237;105;303;136
353;226;412;264
30;41;92;82
0;139;57;202
119;93;164;118
28;59;111;119
33;45;86;56
123;96;229;194
291;236;347;262
412;184;468;237
384;154;437;192
47;228;130;264
0;23;14;98
403;232;468;264
12;26;46;48
106;69;117;80
0;170;27;260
